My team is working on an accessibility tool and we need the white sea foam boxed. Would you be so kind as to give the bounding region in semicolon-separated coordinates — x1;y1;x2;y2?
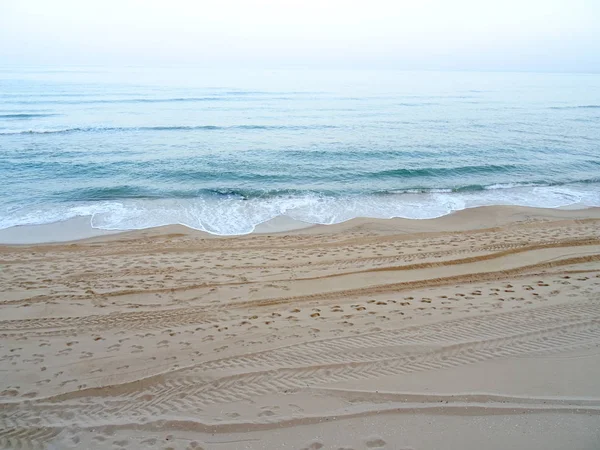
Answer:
388;188;454;194
2;185;599;236
483;183;539;190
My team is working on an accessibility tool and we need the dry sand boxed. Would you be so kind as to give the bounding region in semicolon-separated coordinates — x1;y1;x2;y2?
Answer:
1;205;600;449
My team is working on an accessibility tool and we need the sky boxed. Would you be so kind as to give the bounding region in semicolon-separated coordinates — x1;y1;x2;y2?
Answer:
1;0;599;72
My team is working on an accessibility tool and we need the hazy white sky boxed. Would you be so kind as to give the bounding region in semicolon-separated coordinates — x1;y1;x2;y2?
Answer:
1;0;599;71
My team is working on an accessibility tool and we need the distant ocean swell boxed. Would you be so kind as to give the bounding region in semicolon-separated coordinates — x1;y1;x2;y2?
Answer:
0;96;300;105
549;105;600;110
0;113;60;119
3;156;599;184
0;124;338;135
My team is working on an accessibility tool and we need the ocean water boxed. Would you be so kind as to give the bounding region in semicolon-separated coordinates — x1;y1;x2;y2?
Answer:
1;67;599;235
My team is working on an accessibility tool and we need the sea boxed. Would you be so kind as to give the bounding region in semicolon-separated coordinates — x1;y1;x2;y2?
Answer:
1;67;599;236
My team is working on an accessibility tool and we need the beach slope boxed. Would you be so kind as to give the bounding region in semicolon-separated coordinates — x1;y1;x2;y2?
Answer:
1;206;600;449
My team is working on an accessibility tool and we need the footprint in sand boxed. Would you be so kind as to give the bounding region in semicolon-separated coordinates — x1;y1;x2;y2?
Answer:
299;442;323;450
366;437;387;448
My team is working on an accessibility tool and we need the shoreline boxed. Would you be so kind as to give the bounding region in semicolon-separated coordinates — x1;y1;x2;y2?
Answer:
1;203;599;245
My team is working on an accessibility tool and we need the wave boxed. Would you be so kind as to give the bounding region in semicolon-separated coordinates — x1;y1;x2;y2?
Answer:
483;182;541;190
2;182;598;235
549;105;600;110
0;90;297;98
0;124;337;136
3;96;298;105
0;113;59;119
59;186;164;201
52;179;600;203
59;186;325;202
396;102;441;107
368;164;518;179
380;179;600;195
385;188;453;194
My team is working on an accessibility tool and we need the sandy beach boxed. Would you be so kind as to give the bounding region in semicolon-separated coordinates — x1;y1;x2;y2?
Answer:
1;205;600;449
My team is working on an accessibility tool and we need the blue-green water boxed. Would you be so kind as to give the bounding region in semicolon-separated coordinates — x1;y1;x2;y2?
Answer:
1;67;599;234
